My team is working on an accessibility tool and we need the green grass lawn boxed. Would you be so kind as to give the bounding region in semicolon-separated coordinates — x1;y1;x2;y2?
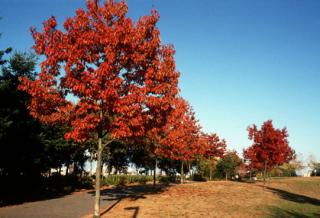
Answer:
264;177;320;217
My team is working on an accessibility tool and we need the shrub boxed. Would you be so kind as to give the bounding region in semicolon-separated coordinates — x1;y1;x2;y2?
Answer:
136;175;149;184
41;175;94;194
191;174;207;182
118;176;128;186
158;175;176;184
79;176;94;189
103;175;153;186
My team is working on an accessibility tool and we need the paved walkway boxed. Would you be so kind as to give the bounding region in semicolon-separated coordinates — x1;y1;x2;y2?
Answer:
0;184;167;218
0;189;119;218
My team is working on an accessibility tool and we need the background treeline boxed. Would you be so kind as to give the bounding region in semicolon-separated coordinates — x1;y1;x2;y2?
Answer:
0;48;317;206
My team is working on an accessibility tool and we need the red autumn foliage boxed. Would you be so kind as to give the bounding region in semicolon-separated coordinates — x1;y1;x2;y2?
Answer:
18;0;180;215
158;99;202;161
200;132;226;159
243;120;294;172
18;0;179;143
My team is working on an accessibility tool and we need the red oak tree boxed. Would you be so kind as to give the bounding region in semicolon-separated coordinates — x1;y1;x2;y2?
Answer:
141;97;187;185
201;132;226;159
243;120;294;182
19;1;179;216
200;132;226;180
158;99;202;183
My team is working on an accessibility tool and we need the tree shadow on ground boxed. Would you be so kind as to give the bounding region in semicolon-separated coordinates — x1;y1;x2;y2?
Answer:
237;179;257;184
265;186;320;206
89;184;169;217
0;175;93;207
267;206;320;218
0;188;74;207
125;206;140;218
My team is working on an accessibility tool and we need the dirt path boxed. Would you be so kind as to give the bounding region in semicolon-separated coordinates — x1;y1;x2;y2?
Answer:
0;188;119;218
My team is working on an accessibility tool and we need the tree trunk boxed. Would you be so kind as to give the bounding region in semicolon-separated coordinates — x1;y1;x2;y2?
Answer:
90;153;93;176
66;163;69;176
101;164;104;182
225;172;228;181
153;158;157;186
209;158;212;181
80;167;83;178
181;160;184;184
94;137;103;218
263;161;267;185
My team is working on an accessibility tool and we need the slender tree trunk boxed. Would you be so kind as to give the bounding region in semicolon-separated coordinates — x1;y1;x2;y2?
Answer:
209;158;212;181
94;137;103;218
181;160;184;184
101;164;104;182
153;158;157;186
74;163;78;176
80;167;83;178
66;163;69;176
263;161;267;185
225;172;228;181
90;153;93;176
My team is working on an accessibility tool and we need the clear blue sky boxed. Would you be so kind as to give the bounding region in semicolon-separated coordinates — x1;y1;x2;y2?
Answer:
1;0;319;162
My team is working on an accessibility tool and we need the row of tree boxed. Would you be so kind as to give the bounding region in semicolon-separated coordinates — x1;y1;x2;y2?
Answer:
0;0;300;216
14;1;234;216
0;49;300;209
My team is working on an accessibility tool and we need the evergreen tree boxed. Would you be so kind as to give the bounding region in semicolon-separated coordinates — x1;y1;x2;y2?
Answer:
0;52;42;177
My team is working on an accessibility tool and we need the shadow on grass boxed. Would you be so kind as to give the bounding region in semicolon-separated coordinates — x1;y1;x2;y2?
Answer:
99;198;122;217
237;179;257;184
267;206;320;218
265;187;320;206
88;184;169;217
125;206;140;218
90;183;169;199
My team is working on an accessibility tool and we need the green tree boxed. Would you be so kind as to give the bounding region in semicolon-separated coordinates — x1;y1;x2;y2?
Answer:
39;124;88;176
277;153;304;177
195;157;218;180
308;154;320;176
130;144;155;175
0;17;13;66
0;51;86;180
216;151;242;181
104;140;129;175
0;47;12;66
0;51;42;177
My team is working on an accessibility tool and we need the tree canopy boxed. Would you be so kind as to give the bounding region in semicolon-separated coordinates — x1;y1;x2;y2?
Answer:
18;0;180;216
243;120;295;181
